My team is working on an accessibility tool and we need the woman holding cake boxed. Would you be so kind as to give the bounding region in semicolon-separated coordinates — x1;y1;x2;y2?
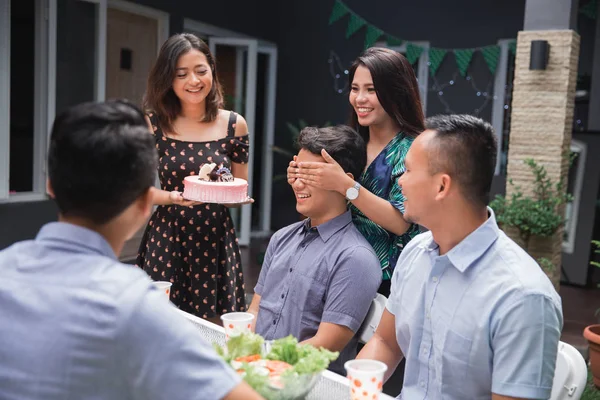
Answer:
136;33;249;322
288;48;424;297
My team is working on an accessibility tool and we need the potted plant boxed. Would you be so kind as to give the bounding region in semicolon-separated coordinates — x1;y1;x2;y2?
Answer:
490;157;573;287
583;240;600;388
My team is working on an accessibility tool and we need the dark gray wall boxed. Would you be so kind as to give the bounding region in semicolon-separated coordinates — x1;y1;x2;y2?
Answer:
268;0;527;228
562;132;600;286
8;0;600;257
55;0;96;116
0;0;278;250
523;0;579;30
587;1;600;130
0;201;58;250
133;0;278;40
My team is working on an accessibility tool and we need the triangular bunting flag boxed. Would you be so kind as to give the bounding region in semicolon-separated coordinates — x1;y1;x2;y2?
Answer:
406;43;424;65
454;48;475;77
386;35;404;47
481;46;501;75
346;13;367;38
428;48;447;76
508;40;517;57
329;0;349;25
364;25;384;49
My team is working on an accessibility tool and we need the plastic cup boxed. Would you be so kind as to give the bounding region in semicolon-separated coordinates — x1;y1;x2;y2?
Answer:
153;281;172;300
220;312;254;341
344;359;388;400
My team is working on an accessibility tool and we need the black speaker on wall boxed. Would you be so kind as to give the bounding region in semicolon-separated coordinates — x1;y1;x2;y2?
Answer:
529;40;550;70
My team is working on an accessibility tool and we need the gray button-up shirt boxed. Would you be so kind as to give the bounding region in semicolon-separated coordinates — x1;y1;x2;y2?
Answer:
255;211;381;374
0;222;239;400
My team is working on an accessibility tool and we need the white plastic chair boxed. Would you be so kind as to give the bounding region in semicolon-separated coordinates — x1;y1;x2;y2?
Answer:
549;341;588;400
357;293;388;344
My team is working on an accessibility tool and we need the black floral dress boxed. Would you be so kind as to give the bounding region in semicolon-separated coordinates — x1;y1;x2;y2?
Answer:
136;111;248;318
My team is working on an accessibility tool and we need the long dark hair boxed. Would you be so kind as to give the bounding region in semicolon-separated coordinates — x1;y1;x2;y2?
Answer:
348;47;425;141
143;33;224;134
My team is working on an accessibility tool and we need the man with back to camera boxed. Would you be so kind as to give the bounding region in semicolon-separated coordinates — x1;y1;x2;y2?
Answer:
0;100;263;400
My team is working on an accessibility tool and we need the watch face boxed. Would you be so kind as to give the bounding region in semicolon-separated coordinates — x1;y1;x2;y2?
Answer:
346;187;359;200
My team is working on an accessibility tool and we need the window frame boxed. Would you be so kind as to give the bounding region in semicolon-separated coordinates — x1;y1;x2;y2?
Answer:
0;0;57;203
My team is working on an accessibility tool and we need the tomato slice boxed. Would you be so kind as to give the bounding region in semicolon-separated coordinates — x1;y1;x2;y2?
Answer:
265;360;293;376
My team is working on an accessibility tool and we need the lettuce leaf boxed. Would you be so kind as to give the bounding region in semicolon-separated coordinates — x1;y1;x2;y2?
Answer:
265;335;339;374
292;345;339;375
225;332;264;361
266;335;300;365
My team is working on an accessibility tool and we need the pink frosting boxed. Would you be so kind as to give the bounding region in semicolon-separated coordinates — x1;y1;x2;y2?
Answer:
183;176;248;203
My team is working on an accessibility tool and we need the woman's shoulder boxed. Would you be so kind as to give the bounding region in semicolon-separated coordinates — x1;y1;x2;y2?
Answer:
218;109;247;122
219;109;248;137
388;132;413;156
393;131;415;147
144;111;159;134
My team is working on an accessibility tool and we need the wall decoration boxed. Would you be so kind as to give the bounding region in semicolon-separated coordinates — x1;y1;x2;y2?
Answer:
328;0;517;77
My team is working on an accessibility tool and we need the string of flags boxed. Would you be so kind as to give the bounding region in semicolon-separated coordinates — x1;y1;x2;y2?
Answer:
329;0;518;77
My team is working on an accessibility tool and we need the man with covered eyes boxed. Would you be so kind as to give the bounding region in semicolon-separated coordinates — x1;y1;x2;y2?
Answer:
247;125;381;375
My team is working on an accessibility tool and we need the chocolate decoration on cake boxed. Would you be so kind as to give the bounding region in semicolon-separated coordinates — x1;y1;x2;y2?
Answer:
198;163;217;181
216;167;234;182
209;166;234;182
198;163;234;183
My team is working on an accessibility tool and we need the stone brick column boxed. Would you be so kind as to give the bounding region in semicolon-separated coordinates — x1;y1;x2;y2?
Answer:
505;30;580;288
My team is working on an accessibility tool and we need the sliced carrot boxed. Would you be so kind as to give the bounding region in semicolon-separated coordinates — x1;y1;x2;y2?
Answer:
234;354;262;363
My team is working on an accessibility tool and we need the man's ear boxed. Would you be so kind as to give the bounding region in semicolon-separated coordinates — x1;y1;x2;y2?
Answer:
137;187;155;218
346;172;354;180
435;174;452;201
46;179;55;199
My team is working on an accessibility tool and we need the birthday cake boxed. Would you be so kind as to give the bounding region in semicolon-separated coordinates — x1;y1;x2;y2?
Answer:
182;163;248;204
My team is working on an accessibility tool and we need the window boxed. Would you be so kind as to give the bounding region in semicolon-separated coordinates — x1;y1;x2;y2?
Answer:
563;140;587;254
0;0;52;202
493;40;516;176
0;0;107;203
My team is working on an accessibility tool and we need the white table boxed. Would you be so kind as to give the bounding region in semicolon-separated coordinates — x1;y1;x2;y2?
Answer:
178;310;396;400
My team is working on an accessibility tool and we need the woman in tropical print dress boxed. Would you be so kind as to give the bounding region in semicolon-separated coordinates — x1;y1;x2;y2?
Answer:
289;47;425;296
136;33;250;322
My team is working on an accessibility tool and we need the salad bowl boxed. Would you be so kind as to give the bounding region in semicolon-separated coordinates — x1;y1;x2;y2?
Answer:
215;334;338;400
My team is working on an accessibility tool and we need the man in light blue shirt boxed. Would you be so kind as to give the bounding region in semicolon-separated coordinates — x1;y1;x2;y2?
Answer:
358;114;563;399
0;101;262;400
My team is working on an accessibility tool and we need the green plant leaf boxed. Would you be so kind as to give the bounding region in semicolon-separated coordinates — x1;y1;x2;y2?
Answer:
286;122;300;138
491;158;571;252
272;145;295;159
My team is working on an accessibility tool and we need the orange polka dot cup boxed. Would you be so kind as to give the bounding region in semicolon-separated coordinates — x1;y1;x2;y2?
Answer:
220;312;254;341
152;281;172;300
344;359;387;400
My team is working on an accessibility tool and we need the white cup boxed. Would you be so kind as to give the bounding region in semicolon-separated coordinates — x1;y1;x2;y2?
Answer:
152;281;172;300
344;359;388;400
220;312;254;341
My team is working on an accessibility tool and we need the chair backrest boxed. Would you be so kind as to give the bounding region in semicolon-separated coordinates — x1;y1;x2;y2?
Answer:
357;293;388;344
549;341;588;400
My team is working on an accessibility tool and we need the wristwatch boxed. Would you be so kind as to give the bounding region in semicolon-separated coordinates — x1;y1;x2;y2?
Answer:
345;181;361;201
